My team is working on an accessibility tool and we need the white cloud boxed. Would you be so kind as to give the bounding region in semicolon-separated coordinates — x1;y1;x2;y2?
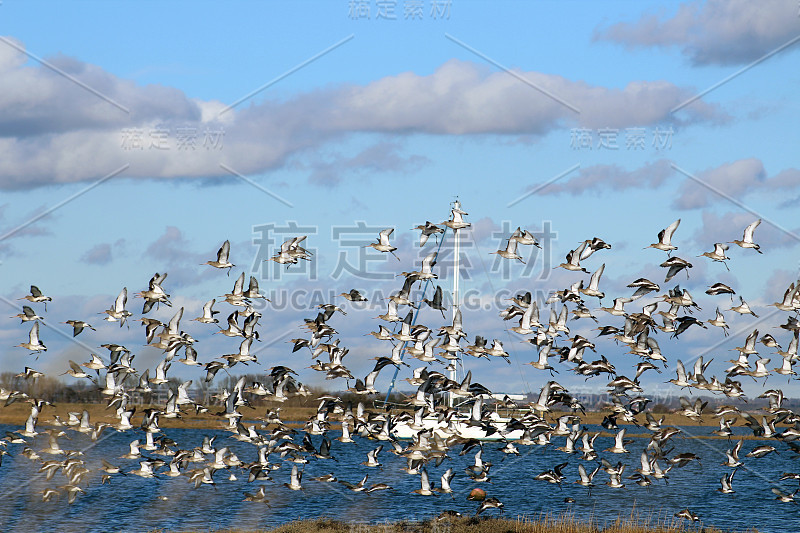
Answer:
595;0;800;66
0;39;725;190
526;159;675;197
673;157;799;209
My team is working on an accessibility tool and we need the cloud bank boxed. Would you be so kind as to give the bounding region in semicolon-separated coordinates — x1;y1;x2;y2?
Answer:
595;0;800;66
0;38;724;190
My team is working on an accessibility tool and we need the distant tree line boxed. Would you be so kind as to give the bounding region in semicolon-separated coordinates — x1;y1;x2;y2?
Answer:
0;372;408;407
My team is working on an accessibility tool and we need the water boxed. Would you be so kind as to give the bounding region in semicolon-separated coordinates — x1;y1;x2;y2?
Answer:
0;423;797;532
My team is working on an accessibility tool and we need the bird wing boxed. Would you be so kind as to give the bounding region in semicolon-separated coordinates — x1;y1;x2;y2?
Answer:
420;469;431;491
378;228;394;245
615;428;625;448
588;264;605;290
29;322;40;343
421;251;437;272
742;219;761;243
115;288;128;312
167;307;184;335
662;219;681;244
217;240;230;262
232;272;245;295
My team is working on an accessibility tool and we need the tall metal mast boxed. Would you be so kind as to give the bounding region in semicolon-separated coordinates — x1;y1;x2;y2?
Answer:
449;199;462;408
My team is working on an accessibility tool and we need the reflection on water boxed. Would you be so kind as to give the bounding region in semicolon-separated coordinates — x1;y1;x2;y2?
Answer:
0;424;795;532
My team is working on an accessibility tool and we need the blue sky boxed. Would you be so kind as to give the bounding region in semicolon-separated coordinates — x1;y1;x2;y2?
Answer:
1;0;799;399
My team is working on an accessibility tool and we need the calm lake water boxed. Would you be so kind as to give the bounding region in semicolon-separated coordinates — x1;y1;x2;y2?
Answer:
0;423;797;532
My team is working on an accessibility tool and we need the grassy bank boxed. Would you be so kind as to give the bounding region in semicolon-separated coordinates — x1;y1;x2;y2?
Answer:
175;514;756;533
0;401;781;435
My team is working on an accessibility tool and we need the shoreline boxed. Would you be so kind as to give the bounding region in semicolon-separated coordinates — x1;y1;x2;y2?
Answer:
169;515;755;533
0;402;783;437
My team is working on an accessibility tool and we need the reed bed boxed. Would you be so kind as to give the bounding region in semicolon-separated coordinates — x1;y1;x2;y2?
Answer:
178;511;758;533
2;401;782;431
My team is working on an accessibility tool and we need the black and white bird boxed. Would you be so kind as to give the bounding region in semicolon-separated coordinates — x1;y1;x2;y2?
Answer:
366;228;400;261
730;219;762;253
204;240;234;274
17;322;46;353
11;306;44;323
647;219;680;253
699;243;731;270
104;288;132;327
413;221;444;246
19;285;52;310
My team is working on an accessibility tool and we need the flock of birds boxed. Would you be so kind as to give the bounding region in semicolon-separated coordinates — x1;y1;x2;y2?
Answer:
1;204;800;526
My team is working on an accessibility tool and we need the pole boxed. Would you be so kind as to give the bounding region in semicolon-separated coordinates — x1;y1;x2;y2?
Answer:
449;199;461;409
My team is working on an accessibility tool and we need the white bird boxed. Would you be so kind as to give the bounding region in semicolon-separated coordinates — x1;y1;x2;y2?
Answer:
413;221;444;246
730;296;758;318
556;242;588;273
722;439;743;467
284;464;303;491
434;468;455;495
599;297;632;317
82;353;106;372
579;237;611;260
576;463;601;488
605;428;629;454
222;273;247;306
530;382;553;412
270;236;311;266
512;227;541;248
771;282;800;312
706;307;730;336
17;321;46;353
366;228;400;261
193;299;219;324
730;219;762;253
527;342;556;374
699;243;731;270
204;240;234;274
19;285;52;310
718;469;737;494
647;219;680;253
405;251;439;281
362;445;383;467
772;487;800;503
661;256;692;283
64;360;90;380
491;236;525;263
375;299;401;322
11;305;44;323
178;345;202;366
411;468;436;496
104;288;132;327
579;264;605;301
441;203;470;231
149;359;171;385
511;301;541;334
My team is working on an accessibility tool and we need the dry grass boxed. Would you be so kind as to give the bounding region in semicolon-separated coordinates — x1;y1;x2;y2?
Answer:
169;513;757;533
0;401;320;429
0;401;784;438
